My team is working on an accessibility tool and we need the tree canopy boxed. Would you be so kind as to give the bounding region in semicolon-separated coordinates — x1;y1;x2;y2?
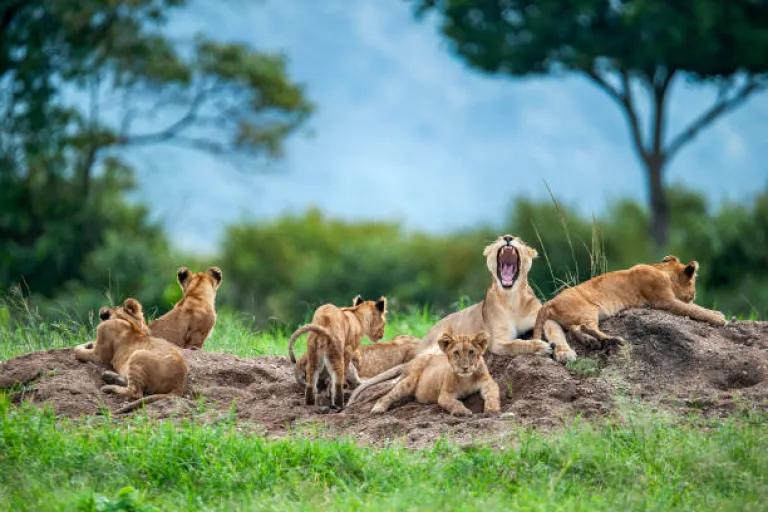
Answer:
413;0;768;248
0;0;313;300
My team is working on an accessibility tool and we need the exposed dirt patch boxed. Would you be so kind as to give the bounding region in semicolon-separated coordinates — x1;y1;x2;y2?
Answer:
2;309;766;448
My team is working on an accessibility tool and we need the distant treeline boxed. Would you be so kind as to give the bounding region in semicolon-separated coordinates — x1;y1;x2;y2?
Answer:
2;177;766;325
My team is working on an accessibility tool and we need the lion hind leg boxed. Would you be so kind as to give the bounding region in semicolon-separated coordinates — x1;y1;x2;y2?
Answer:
580;319;626;347
371;375;417;414
327;345;346;411
304;348;320;406
101;371;127;386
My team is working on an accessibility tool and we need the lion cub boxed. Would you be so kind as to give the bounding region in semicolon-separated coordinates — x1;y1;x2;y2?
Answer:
289;295;387;410
533;255;727;347
74;298;189;414
292;334;420;388
149;266;222;350
370;331;500;417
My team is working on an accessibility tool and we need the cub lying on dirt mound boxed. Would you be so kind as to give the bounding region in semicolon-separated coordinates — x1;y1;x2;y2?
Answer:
74;298;189;414
366;331;500;416
533;255;727;347
288;295;387;410
149;266;222;350
417;234;576;363
291;334;419;388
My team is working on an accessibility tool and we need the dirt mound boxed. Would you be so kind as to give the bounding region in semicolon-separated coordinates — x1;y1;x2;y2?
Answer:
2;309;766;447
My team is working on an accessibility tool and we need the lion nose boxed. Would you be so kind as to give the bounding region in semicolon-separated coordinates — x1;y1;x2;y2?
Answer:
503;235;514;243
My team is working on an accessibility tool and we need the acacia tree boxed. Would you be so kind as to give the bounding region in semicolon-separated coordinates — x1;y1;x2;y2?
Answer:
0;0;313;296
414;0;768;248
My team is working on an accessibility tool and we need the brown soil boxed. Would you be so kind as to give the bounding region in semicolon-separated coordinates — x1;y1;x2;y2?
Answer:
2;309;766;448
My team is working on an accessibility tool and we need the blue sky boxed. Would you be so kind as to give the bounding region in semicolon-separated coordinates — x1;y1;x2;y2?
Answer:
122;1;768;254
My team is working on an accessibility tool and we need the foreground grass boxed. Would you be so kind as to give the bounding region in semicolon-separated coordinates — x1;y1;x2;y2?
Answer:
0;396;765;512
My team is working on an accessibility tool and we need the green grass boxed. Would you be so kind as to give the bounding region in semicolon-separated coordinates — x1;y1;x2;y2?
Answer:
1;307;766;511
0;306;438;362
0;396;765;512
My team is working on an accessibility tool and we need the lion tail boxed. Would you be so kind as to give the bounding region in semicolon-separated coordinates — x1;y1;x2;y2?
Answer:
347;363;406;407
108;393;178;415
533;304;551;340
288;324;339;363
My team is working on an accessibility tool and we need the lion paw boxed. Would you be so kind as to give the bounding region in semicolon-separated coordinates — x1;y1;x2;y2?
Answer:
484;404;501;414
534;340;554;357
370;403;387;414
712;311;727;326
101;371;126;386
554;348;577;364
451;407;473;417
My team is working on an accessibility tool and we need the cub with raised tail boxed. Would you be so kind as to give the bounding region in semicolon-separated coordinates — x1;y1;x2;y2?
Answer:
289;295;387;410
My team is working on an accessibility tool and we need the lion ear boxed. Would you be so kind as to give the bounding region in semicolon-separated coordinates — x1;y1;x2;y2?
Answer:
98;307;112;321
375;297;387;313
662;255;680;263
684;261;698;278
177;267;190;286
353;295;363;307
473;331;489;353
207;266;223;285
438;333;453;353
123;298;142;316
527;247;539;259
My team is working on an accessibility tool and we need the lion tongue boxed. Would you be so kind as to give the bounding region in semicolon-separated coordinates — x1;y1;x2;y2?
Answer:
500;262;517;286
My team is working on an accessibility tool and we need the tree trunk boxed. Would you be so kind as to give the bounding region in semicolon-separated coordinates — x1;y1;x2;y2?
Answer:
646;155;668;249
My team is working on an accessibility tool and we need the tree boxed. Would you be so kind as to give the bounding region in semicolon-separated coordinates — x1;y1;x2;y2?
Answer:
0;0;313;298
413;0;768;248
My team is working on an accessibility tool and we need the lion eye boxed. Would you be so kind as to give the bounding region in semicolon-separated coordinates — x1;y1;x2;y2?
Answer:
468;350;475;357
453;350;460;357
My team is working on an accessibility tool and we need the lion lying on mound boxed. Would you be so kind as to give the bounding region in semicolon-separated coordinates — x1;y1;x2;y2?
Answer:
74;298;188;414
288;295;387;410
363;331;499;416
291;334;419;389
149;266;222;350
417;234;576;363
533;255;727;346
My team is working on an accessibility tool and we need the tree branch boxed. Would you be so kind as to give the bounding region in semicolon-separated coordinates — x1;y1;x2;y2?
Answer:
585;69;623;104
585;68;649;163
651;69;676;159
618;70;648;163
666;78;766;160
119;87;216;145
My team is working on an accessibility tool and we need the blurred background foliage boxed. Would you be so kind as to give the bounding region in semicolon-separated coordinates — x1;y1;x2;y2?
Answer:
1;0;766;327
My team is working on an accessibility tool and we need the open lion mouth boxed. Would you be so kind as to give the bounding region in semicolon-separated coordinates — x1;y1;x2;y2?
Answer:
497;245;520;288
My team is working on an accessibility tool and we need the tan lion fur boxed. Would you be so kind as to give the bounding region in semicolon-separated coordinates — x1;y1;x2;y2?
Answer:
292;334;419;388
416;234;576;363
73;298;189;414
289;295;387;410
369;331;500;416
149;266;222;350
533;255;726;346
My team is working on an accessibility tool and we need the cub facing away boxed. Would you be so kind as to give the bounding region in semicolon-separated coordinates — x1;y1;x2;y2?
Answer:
74;298;189;414
292;334;419;389
289;295;387;410
370;331;500;417
533;255;727;347
149;266;222;350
